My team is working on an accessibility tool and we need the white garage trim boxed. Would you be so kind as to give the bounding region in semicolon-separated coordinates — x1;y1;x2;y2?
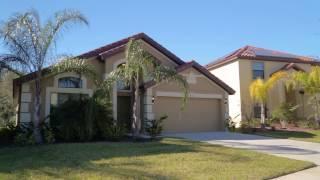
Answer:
156;91;223;99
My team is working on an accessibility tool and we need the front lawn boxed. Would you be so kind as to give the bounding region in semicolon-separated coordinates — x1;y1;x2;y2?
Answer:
0;138;314;179
255;129;320;143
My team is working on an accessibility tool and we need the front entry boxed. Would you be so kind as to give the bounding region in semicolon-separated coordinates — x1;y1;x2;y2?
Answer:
117;96;131;131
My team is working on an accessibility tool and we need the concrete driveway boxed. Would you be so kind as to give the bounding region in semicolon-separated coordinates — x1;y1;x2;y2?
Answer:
167;132;320;180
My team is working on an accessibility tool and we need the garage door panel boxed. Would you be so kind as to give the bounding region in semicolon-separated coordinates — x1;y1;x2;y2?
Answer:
154;97;221;133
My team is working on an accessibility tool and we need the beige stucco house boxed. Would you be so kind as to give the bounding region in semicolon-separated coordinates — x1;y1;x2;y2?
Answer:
207;45;320;125
13;33;235;133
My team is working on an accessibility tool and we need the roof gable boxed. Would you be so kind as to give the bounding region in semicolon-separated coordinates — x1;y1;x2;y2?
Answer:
143;61;235;95
79;33;185;65
270;63;305;76
13;33;185;85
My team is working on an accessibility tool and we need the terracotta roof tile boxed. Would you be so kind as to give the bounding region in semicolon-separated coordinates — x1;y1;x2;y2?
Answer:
14;33;185;85
206;45;320;69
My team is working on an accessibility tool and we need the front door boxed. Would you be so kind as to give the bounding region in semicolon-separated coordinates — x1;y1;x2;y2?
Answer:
117;96;131;131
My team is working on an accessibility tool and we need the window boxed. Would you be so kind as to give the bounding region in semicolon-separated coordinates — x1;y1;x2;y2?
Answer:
252;62;264;79
50;93;89;106
116;63;131;91
117;80;130;91
253;105;261;118
253;104;268;118
58;77;82;88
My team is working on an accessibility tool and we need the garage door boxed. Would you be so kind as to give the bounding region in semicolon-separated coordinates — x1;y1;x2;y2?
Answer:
153;97;222;133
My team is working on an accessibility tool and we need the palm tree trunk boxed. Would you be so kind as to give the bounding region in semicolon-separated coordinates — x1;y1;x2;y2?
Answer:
260;103;266;128
132;78;141;137
33;75;43;144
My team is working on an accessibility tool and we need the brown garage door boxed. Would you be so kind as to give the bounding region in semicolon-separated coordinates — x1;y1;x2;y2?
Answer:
153;97;222;133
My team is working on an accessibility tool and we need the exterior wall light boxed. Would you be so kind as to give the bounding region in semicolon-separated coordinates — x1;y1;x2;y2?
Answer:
151;96;155;104
224;97;228;104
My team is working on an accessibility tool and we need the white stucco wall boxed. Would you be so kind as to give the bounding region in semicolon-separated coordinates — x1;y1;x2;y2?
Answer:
210;61;241;125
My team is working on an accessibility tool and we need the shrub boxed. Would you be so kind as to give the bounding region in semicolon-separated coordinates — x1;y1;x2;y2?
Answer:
271;103;298;129
50;93;113;142
103;123;126;141
13;122;55;145
0;97;15;128
145;115;167;139
0;120;17;145
225;116;236;132
0;127;16;145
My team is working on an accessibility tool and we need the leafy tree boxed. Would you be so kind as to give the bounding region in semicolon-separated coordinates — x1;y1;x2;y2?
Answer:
287;66;320;128
0;71;18;127
249;72;286;127
105;39;188;137
0;9;89;143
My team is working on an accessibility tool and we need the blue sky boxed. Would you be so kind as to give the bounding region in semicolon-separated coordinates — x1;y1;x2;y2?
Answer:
1;0;320;65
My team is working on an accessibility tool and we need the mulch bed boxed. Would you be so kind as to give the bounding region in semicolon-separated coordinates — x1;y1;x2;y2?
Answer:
253;123;314;133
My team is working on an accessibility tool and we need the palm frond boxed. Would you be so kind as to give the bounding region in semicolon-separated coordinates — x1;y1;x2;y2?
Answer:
249;71;286;104
153;65;189;108
265;71;287;89
51;57;99;85
249;78;267;103
0;54;28;75
289;66;320;95
41;9;89;59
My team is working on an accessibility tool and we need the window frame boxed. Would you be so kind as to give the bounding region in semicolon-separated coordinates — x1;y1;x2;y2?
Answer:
46;72;92;118
58;77;83;88
253;103;268;118
116;63;131;92
252;61;265;80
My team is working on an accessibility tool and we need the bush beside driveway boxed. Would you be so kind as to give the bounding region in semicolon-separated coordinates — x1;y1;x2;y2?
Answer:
254;129;320;143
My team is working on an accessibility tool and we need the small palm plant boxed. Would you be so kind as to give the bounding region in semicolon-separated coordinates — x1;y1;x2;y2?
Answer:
105;39;188;137
249;72;287;127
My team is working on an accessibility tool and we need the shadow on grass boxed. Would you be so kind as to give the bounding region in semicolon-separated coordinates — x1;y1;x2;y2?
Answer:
0;139;201;179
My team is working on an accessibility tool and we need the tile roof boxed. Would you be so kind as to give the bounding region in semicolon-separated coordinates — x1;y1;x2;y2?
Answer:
206;45;320;70
78;32;185;65
13;33;185;85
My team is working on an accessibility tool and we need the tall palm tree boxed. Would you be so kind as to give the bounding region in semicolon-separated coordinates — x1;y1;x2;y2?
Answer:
105;39;188;137
287;66;320;128
249;72;286;126
0;9;89;143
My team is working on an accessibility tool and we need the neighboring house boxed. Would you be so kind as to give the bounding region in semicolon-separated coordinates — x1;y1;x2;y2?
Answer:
206;45;320;125
12;33;234;133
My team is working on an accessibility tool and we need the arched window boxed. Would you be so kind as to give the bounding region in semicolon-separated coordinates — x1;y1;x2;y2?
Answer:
116;64;130;91
58;77;82;88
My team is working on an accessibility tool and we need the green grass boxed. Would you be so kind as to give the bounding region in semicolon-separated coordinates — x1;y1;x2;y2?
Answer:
255;130;320;143
0;138;314;180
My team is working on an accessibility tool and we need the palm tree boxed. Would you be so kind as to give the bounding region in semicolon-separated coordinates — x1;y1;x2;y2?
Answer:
105;39;188;137
287;66;320;128
0;9;89;143
249;72;286;127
